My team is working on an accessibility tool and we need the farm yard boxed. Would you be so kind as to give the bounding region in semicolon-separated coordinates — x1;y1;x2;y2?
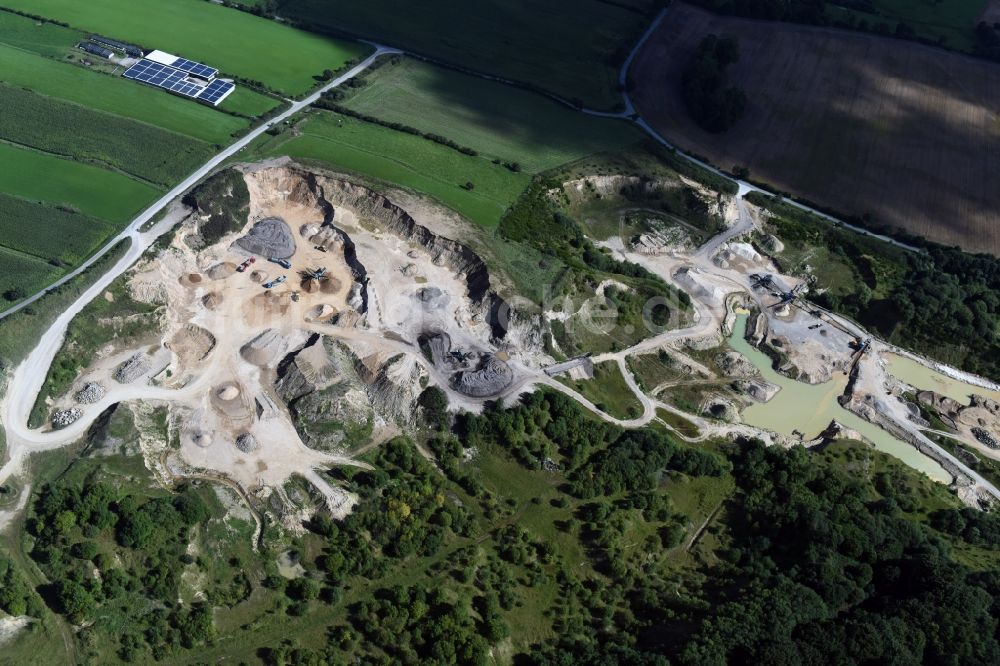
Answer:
0;42;248;142
631;3;1000;255
339;56;645;173
3;0;371;96
274;0;658;109
249;111;533;227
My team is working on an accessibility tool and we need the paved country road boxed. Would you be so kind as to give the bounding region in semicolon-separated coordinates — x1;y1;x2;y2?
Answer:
0;45;400;323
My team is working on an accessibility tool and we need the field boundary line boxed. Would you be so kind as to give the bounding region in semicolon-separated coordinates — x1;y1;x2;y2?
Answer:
0;137;169;190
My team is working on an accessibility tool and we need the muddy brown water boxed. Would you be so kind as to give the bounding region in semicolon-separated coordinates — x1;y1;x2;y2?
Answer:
729;315;950;483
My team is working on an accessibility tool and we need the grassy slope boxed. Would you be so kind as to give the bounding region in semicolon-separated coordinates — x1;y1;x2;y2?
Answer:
0;44;245;143
0;142;159;223
341;57;645;173
0;247;62;305
558;361;643;419
5;0;370;95
252;111;531;227
0;239;130;354
0;7;83;56
218;86;283;118
0;84;213;187
277;0;653;109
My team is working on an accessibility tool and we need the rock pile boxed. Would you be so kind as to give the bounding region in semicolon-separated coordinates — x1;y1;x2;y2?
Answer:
74;382;106;404
716;351;758;378
973;427;1000;450
453;355;513;397
114;353;149;384
734;378;780;403
52;408;83;429
233;217;296;259
235;432;259;453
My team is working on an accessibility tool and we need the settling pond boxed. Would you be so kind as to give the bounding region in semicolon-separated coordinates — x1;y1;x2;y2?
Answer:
728;314;950;483
884;354;1000;406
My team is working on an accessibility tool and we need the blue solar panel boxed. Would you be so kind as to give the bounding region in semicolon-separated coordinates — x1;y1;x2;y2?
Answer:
122;59;204;98
197;79;234;104
123;58;231;104
170;57;217;79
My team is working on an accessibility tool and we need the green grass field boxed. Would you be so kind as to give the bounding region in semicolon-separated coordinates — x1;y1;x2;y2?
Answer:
342;57;645;173
218;86;283;118
0;8;83;57
277;0;654;109
0;193;118;265
559;361;643;419
830;0;987;51
0;142;159;223
0;44;246;143
6;0;371;95
0;84;213;186
0;246;63;304
252;111;531;227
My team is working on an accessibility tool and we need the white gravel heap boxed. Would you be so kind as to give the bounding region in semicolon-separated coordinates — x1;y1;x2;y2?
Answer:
74;382;106;404
52;408;83;429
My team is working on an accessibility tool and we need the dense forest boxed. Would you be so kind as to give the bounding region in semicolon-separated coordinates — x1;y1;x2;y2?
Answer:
8;388;1000;663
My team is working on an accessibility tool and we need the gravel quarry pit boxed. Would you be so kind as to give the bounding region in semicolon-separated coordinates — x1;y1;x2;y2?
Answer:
46;163;540;522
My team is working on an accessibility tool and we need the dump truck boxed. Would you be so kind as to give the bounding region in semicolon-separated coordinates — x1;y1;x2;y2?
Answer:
236;257;256;273
263;275;287;289
268;257;291;269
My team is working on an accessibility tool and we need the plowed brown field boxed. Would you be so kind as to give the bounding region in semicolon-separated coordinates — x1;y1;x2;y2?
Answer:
632;3;1000;255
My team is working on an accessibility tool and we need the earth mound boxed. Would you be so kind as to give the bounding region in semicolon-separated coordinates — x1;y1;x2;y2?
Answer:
208;262;238;279
202;292;223;309
217;383;240;401
235;432;259;453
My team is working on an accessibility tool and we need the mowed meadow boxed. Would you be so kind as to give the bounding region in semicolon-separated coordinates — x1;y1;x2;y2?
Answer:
632;3;1000;255
251;111;532;227
274;0;657;109
340;57;645;173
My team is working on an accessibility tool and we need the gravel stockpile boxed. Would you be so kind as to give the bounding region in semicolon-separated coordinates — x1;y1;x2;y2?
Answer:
235;432;259;453
232;217;296;259
74;382;106;404
114;353;150;384
52;408;83;429
453;355;513;397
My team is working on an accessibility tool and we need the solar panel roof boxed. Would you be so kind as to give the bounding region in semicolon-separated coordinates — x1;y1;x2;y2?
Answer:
122;59;234;105
170;57;217;80
197;79;235;104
